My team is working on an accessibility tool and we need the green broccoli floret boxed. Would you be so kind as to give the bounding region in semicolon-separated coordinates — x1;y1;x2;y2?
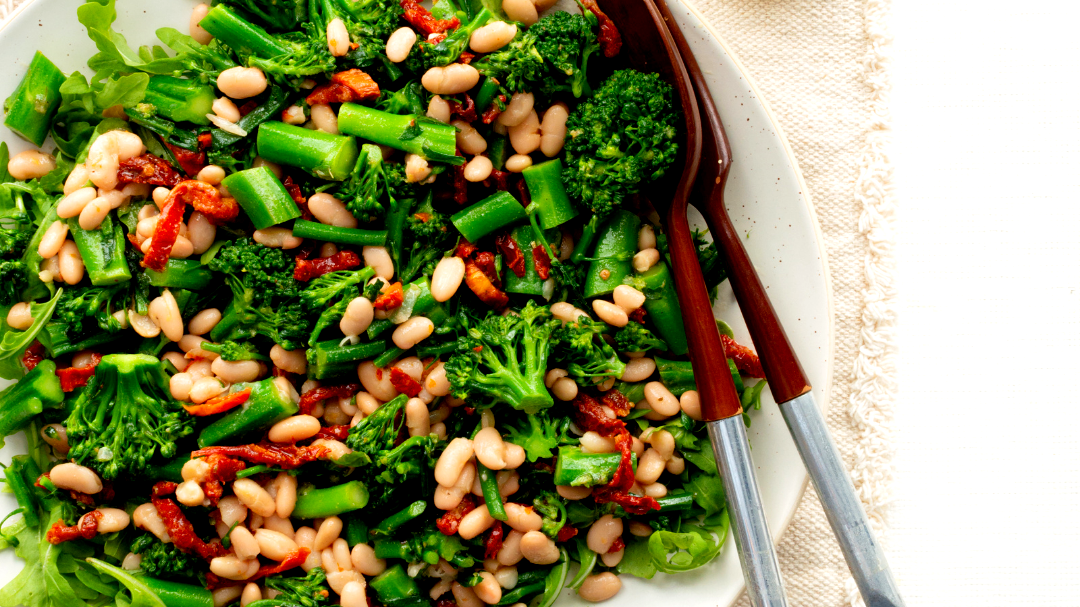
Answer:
39;284;128;357
199;340;270;361
310;0;403;76
471;32;545;94
335;0;405;41
300;267;376;342
614;321;668;353
65;354;195;480
404;9;494;73
338;144;394;223
264;568;331;607
562;69;680;216
344;395;438;507
399;197;455;283
531;10;600;98
533;491;568;539
0;359;64;449
220;0;308;31
444;301;558;414
375;81;426;115
377;525;473;567
130;533;201;581
0;261;29;307
552;315;626;381
202;5;336;79
0;226;31;258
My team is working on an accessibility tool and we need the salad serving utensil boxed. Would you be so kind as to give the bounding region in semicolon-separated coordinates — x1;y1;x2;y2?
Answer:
591;0;789;604
648;1;905;605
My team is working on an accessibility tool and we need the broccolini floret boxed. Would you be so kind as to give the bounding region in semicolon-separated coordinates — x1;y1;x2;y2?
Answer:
219;0;309;31
444;301;559;414
130;533;201;581
552;314;627;381
344;395;438;507
66;354;194;480
562;69;680;216
264;567;331;607
614;321;668;353
404;9;494;73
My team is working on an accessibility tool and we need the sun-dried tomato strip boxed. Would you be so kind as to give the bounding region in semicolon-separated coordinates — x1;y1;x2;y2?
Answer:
532;243;552;279
628;307;647;324
46;510;101;544
481;95;507;124
192;443;330;469
152;486;229;560
163;140;207;177
400;0;459;35
464;259;509;308
205;549;311;589
372;282;405;311
21;341;44;371
117;153;183;187
203;453;247;485
447;95;476;123
495;232;526;278
436;494;477;535
390;367;423;397
281;175;311;219
299;383;361;415
183;388;252;417
483;169;510;192
570;393;626;437
484;521;505;560
515;178;531;206
307;70;382;105
455;240;479;259
294;249;362;282
606;432;635;492
56;352;102;392
600;389;632;418
720;334;765;378
141;183;189;272
593;488;660;515
474;252;500;285
458;51;475;65
315;425;351;441
556;525;578;542
580;0;622;58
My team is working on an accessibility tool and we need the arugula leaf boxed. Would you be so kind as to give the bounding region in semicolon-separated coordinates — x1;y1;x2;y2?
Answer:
685;472;726;518
78;0;186;75
646;517;729;574
616;536;658;579
86;558;166;607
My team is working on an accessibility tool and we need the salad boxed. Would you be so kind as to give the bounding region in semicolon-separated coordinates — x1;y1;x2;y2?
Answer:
0;0;768;606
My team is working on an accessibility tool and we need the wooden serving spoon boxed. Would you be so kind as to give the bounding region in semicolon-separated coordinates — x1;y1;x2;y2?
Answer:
648;1;905;605
588;0;789;604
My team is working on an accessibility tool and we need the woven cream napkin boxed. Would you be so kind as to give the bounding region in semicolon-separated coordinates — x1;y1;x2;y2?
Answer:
0;0;898;604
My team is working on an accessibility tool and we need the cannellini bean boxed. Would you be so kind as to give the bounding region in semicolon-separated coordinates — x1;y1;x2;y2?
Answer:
308;192;357;228
40;423;69;455
427;95;451;123
149;290;184;342
421;63;480;96
556;485;592;500
357;360;399;401
451;583;483;607
8;150;55;181
404;153;432;183
129;309;161;338
6;302;33;330
181;458;210;483
176;480;206;507
504;503;542;533
133;503;170;542
580;431;616;454
539;102;569;157
501;0;537;25
112;131;146;161
87;132;120;190
504;154;532;173
57;187;98;218
473;572;502;604
551;377;578;402
435;437;475;486
470;21;517;54
351;543;387;576
634;448;666;485
187;212;217;254
508;111;541;156
621;357;655;382
431;257;465;302
463;156;493;182
212;357;262;383
586;515;623;554
212;96;240;122
314;516;342;551
310;104;340;134
253;227;302;249
240;583;261;607
213;586;244;607
644;381;680;416
494;566;518;590
473;427;507;470
424;362;451;397
644;482;667;498
170;235;195;259
64;164;91;195
268;415;322;443
519;531;559;564
327;570;362;595
327;18;351;56
179;334;216;358
638;225;657;250
189;308;222;336
679;390;703;421
197;165;226;185
544;368;568;389
633;248;661;273
233;478;277;517
270;344;307;374
578;572;622;602
210;556;261;581
58;240;84;285
386;27;417;63
434;461;475;510
282;105;306;125
86;508;129;533
405;397;431;437
393;316;434;350
497;530;524;566
363;246;394;280
503;444;526;470
666;455;686;475
122;552;143;570
550;301;589;324
340;297;375;336
188;359;213;379
498;92;534;127
648;430;675;459
453;120;488;156
613;285;646;313
217;67;268;99
592;299;629;328
629;521;653;537
458;506;496;540
340;581;369;607
255;529;299;561
170;372;194;401
190;3;213;44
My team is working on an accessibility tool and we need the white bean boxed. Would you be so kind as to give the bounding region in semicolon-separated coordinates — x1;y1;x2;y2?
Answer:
613;285;646;313
270;344;307;374
592;300;629;328
519;531;559;564
240;583;261;607
424;362;451;397
170;372;194;401
404;153;432;183
644;381;680;416
114;131;146;161
186;211;217;254
405;397;431;437
310;104;340;135
213;586;244;607
217;67;268;99
149;289;184;342
393;316;434;350
431;256;466;302
634;448;666;485
362;246;394;280
253;227;302;249
421;64;480;95
340;297;375;336
212;96;240;123
282;105;306;125
170;235;195;259
451;583;483;607
210;556;261;581
190;376;227;404
508;110;541;155
435;437;475;487
586;515;623;554
314;516;342;551
8;150;55;181
133;503;171;542
463;156;493;182
51;463;103;494
580;431;616;454
340;581;369;607
621;357;656;382
472;571;502;604
189;308;222;336
58;240;84;285
268;415;321;443
190;3;213;44
212;357;262;383
504;503;542;533
497;92;534;127
57;187;98;219
556;485;592;500
233;478;277;518
309;192;357;228
638;225;657;250
679;390;703;421
64;164;91;195
87;132;120;190
386;27;417;63
327;18;352;56
551;377;578;402
539;102;569;157
175;480;206;507
197;164;226;185
633;248;661;273
255;529;299;561
501;0;538;25
473;427;507;470
578;572;622;603
453;120;488;156
357;361;400;402
458;506;495;540
470;21;517;53
504;154;532;173
40;423;69;455
426;95;451;123
6;302;33;330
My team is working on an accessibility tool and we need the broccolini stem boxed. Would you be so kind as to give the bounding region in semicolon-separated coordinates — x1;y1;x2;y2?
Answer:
570;214;602;263
292;220;388;247
369;565;423;603
67;215;132;286
198;5;293;58
140;577;215;607
143;75;217;126
197;378;300;448
637;262;689;356
220;167;303;230
336;103;462;164
552;446;630;487
210;86;289;150
370;500;427;537
4;455;42;528
477;462;508;521
292;480;370;518
145;259;213;290
345;516;369;545
522;159;580;230
450;191;528;243
373;345;404;368
308;339;387;380
583;209;640;298
4;51;65;147
256;122;359;181
498;583;546;605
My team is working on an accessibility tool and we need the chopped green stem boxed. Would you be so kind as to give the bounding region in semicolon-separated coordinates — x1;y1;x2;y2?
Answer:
67;214;131;286
292;219;388;247
570;215;601;263
211;86;290;150
336;103;461;164
415;340;460;359
652;490;694;512
126;107;203;152
293;480;369;518
143;75;215;126
373;345;404;368
584;210;640;298
451;191;528;243
638;262;689;355
612;381;646;403
155;455;190;483
221;166;303;229
553;446;635;487
141;577;215;607
487;135;512;171
475;76;501;114
197;378;300;447
199;5;293;58
5;455;42;528
257;121;359;181
4;51;65;146
308;339;387;380
504;224;548;297
0;359;63;439
145;259;213;290
523;159;579;230
345;516;369;545
496;583;545;605
369;565;421;603
477;462;508;521
370;500;427;537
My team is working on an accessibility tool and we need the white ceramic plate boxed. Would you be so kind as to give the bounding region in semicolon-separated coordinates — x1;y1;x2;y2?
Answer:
0;2;833;605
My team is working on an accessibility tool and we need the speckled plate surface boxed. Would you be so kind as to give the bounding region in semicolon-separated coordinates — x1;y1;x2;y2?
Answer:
0;1;833;605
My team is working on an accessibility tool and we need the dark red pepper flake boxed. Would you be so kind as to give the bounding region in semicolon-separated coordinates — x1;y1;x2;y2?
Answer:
299;383;361;416
481;95;507;124
450;163;469;205
484;521;505;559
628;307;647;325
436;494;477;535
390;367;423;397
495;232;526;278
294;250;362;282
532;243;552;280
608;536;626;553
556;525;579;542
315;425;351;441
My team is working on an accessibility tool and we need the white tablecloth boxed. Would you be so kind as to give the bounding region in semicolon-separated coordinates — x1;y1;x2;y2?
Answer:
891;0;1080;603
